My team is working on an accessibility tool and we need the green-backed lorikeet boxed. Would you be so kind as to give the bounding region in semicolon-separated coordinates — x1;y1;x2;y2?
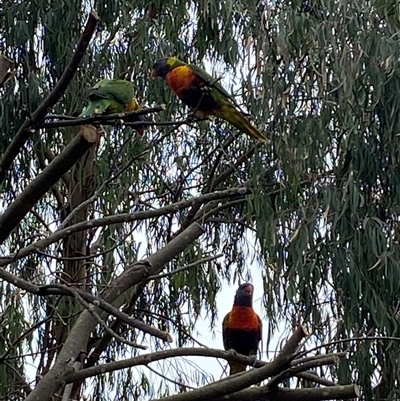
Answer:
151;57;268;142
80;79;146;135
222;283;262;375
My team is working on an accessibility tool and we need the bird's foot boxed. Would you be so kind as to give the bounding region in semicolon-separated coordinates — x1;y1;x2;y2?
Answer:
227;348;238;359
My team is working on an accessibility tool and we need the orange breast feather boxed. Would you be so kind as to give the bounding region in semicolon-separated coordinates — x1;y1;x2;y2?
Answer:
166;66;196;96
227;306;261;331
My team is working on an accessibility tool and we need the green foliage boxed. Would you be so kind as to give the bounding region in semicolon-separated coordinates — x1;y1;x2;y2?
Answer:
1;0;400;399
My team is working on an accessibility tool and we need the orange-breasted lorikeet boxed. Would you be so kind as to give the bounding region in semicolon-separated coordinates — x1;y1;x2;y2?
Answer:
151;57;268;142
80;79;146;135
222;283;262;375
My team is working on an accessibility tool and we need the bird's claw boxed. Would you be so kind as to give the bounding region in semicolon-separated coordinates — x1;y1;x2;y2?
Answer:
227;349;238;359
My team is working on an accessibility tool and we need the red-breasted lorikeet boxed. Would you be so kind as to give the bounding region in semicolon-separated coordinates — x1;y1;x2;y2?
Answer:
80;79;146;135
151;57;268;142
222;283;262;375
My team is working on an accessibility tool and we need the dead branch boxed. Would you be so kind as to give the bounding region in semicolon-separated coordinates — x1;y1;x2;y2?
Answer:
0;10;99;184
266;352;346;389
0;125;100;245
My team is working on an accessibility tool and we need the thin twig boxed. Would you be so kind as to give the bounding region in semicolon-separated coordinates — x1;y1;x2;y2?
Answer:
293;335;400;359
147;254;223;280
41;107;167;128
146;365;196;391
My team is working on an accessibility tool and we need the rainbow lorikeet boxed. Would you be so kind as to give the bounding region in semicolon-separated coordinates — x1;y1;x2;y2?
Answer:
151;57;268;142
80;79;146;135
222;283;262;375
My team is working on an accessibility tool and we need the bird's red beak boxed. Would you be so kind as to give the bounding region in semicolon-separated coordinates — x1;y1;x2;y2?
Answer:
151;69;158;79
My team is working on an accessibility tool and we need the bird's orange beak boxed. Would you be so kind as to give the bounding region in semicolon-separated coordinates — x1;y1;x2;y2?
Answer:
151;69;158;79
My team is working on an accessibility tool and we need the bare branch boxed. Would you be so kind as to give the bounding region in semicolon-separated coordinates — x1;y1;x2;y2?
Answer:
64;347;267;383
295;372;337;387
266;353;346;389
211;384;360;401
0;10;99;184
0;188;249;266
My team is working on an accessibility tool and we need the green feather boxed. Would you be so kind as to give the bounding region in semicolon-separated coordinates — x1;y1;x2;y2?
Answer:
188;63;238;105
80;79;136;117
167;57;238;106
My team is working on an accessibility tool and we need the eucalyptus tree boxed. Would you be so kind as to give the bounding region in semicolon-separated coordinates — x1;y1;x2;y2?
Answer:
0;0;399;400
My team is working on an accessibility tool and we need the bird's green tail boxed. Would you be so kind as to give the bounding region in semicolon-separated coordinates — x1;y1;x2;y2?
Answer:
216;105;268;143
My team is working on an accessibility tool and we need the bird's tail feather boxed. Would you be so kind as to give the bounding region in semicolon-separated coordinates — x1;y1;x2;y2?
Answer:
216;105;268;143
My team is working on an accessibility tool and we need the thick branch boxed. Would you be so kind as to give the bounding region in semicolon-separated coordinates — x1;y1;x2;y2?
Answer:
295;372;337;387
64;347;263;382
147;325;308;401
267;353;346;389
0;188;249;266
0;125;99;245
24;223;205;401
0;10;99;184
210;384;360;401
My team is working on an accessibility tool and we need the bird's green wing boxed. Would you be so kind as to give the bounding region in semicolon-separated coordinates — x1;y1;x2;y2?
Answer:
79;99;122;117
188;63;238;104
89;79;135;106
